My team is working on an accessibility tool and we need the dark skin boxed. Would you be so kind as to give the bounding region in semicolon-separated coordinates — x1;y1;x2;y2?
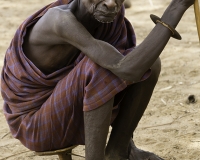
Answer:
23;0;195;159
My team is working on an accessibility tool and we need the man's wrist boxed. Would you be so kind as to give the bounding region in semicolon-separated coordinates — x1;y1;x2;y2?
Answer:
161;1;187;28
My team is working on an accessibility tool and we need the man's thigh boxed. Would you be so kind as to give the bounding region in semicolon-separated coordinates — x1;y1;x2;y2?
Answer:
23;55;127;151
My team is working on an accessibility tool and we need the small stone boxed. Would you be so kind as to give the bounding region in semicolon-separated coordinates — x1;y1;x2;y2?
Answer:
186;95;197;104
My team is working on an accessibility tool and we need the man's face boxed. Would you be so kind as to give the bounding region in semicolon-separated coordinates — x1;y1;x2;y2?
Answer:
84;0;125;23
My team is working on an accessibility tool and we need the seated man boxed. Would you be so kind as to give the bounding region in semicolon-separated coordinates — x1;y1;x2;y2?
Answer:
1;0;194;159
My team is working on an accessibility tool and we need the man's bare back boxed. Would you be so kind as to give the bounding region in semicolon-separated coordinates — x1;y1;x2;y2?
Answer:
23;32;80;74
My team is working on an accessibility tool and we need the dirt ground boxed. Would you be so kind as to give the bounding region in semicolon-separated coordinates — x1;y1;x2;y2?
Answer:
0;0;200;160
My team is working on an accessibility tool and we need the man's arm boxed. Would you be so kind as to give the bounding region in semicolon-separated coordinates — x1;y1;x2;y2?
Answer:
29;0;194;82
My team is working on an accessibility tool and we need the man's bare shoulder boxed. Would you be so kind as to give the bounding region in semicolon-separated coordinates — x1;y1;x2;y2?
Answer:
50;4;74;17
27;5;77;46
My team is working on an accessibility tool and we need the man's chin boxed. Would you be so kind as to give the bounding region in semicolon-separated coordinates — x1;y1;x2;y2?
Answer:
94;16;114;24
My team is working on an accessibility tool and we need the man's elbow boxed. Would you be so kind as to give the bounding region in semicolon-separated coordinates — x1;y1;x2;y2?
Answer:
112;67;144;83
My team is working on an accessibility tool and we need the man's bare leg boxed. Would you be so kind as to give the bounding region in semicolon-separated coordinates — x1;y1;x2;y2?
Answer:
84;98;114;160
105;58;163;160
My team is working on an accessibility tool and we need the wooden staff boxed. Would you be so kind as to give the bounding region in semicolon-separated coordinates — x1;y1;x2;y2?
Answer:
194;0;200;42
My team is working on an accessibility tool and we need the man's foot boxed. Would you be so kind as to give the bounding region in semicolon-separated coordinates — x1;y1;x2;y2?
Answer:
128;140;164;160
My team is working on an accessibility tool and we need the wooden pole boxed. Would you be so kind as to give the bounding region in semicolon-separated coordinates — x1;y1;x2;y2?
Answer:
194;0;200;43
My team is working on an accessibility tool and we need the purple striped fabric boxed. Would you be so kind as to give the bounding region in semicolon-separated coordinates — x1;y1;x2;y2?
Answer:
1;0;138;151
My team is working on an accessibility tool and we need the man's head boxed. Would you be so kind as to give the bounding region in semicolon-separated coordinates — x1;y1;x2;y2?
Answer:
82;0;125;23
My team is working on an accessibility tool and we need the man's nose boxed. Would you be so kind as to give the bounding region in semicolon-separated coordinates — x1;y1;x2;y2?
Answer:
104;0;117;10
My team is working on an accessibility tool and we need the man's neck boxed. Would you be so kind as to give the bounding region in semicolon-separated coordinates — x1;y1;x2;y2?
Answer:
69;0;101;34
